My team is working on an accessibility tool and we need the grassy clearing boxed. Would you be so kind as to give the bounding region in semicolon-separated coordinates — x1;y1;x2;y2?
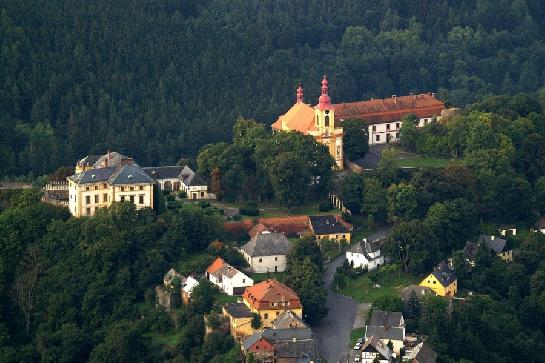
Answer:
212;201;342;219
349;327;366;347
214;292;240;305
339;269;420;303
250;271;286;283
149;331;184;348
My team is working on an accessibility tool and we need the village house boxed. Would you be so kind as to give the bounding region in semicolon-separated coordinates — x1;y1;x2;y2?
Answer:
364;310;405;354
156;268;186;311
182;276;199;304
205;257;253;295
535;218;545;234
242;279;303;329
142;165;211;199
404;341;438;363
464;235;513;265
271;310;308;330
399;285;435;304
248;223;270;238
241;231;292;273
477;235;513;262
241;327;318;363
360;335;394;363
309;215;351;243
498;225;517;236
419;261;457;297
67;151;155;217
222;303;254;339
345;239;383;270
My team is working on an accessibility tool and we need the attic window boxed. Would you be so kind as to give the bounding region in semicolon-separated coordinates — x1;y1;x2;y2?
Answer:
128;175;133;179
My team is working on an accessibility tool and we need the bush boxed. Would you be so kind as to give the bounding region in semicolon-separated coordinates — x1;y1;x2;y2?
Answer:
319;201;333;212
166;194;175;201
239;207;259;216
178;191;187;198
232;214;242;221
245;201;257;208
162;190;171;195
341;211;352;223
198;200;211;208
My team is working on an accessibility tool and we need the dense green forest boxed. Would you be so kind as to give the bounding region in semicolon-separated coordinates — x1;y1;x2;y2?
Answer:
2;0;545;177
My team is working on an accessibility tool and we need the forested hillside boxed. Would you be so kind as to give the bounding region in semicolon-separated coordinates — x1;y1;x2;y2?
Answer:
2;0;545;177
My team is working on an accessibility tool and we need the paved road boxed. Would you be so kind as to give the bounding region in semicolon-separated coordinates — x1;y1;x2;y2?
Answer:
314;227;391;363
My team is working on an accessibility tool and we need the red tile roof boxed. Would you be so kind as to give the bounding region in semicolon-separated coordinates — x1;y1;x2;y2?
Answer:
333;93;445;124
206;257;226;275
243;279;302;310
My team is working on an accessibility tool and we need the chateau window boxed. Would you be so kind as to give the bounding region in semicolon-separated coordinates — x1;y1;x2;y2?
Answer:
139;195;144;204
86;187;90;191
103;193;108;202
325;115;329;127
276;311;280;316
120;196;125;202
201;191;204;197
259;258;262;263
120;187;125;192
129;195;135;203
275;257;278;261
376;135;380;141
85;196;90;204
386;124;390;131
86;208;91;215
94;195;98;203
94;185;98;190
372;125;376;132
139;186;144;190
103;183;107;189
130;187;134;191
316;115;319;125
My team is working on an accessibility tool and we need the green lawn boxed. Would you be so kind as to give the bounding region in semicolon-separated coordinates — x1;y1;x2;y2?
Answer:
397;157;458;168
214;292;239;305
149;331;184;348
250;271;286;283
339;269;420;303
349;327;366;347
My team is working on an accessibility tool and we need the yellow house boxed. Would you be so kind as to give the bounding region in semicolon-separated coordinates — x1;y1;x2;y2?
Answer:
420;261;457;297
309;215;351;243
67;152;155;217
242;279;303;329
478;235;513;263
222;303;255;339
272;76;344;169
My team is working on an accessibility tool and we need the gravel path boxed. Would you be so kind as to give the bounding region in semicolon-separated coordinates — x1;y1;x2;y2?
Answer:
313;227;391;363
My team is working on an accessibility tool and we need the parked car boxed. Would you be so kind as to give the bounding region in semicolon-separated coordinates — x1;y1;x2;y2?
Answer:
353;343;361;350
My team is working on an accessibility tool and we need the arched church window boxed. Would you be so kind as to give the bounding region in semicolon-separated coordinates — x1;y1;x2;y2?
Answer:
325;115;330;127
316;115;319;125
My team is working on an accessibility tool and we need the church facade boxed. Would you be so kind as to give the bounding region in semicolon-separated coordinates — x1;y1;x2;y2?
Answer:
272;76;344;169
273;76;447;169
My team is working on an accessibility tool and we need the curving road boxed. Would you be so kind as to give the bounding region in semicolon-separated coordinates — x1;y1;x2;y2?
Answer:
313;227;391;363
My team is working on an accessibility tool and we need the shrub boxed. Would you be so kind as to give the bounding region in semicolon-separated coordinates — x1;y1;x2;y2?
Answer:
166;194;175;201
198;200;211;208
162;190;171;195
239;207;259;216
178;191;187;198
232;214;242;221
245;201;257;208
319;201;333;212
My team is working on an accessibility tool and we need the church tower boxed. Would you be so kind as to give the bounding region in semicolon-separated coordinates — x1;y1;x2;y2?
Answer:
314;75;343;169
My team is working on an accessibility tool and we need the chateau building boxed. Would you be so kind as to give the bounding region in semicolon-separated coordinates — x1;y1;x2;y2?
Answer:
67;151;155;217
273;76;447;168
143;165;210;199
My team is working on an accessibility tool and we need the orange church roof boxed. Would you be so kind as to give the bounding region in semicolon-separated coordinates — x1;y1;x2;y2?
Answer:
271;102;317;134
243;279;302;310
206;257;226;275
333;93;445;124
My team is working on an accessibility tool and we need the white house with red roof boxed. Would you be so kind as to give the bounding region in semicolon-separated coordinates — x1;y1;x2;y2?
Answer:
205;257;253;295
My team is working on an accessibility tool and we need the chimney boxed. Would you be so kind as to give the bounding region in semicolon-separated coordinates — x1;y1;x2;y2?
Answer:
392;95;397;103
491;236;495;241
293;337;297;343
